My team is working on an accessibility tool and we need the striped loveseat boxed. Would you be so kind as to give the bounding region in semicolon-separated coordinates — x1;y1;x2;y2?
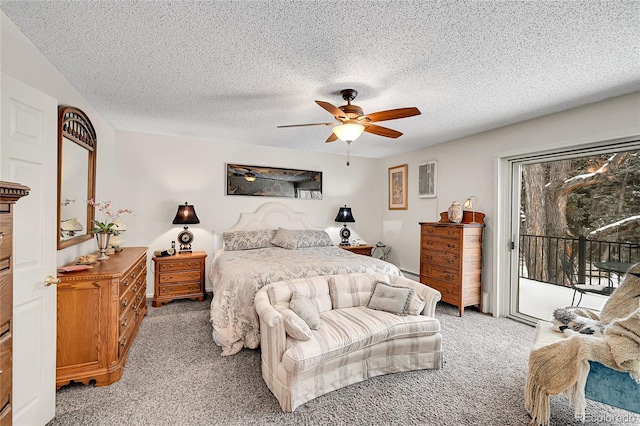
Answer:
254;272;443;412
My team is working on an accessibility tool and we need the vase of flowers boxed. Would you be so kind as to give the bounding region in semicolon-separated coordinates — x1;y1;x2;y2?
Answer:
87;199;133;260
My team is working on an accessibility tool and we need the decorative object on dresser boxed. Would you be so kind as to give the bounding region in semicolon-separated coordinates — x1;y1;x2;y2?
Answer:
339;245;374;256
388;164;408;210
0;181;30;426
447;201;463;223
419;210;486;316
152;251;207;307
334;205;355;246
172;202;200;253
56;247;148;389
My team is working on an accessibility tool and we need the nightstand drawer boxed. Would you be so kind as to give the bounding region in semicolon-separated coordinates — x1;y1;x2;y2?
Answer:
159;259;203;272
159;282;201;296
159;270;201;284
421;226;460;241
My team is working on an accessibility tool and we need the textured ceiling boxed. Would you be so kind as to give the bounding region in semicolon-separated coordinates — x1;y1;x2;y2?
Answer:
1;1;638;158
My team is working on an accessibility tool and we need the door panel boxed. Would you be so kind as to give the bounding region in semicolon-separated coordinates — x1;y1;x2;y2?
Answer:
1;73;57;426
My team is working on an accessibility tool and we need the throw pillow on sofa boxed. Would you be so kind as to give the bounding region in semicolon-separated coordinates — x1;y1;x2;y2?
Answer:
290;293;321;330
406;291;426;315
367;281;414;315
281;309;312;340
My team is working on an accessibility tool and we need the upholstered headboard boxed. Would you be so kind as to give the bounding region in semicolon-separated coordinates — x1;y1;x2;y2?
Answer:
213;202;319;250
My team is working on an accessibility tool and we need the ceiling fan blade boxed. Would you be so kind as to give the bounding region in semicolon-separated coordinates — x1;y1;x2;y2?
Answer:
315;101;348;120
325;132;339;143
277;122;335;128
363;123;403;138
360;107;421;123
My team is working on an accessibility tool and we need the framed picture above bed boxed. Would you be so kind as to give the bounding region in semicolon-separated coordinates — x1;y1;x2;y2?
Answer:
388;164;408;210
226;164;322;199
418;160;437;198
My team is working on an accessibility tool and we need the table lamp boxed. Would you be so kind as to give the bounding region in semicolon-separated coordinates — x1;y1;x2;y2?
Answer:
172;202;200;253
463;195;478;223
334;205;355;246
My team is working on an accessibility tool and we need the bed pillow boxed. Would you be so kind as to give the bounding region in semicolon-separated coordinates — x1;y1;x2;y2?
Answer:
289;292;321;330
223;229;276;251
281;309;312;340
367;281;413;316
270;228;333;250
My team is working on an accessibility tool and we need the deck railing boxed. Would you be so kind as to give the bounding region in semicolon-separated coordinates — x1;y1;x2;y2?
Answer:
518;234;640;286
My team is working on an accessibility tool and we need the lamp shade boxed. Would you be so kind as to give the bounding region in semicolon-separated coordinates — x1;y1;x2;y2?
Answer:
172;202;200;225
332;123;365;142
334;205;355;223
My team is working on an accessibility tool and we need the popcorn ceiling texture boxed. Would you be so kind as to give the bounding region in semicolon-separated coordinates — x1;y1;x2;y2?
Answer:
1;1;638;158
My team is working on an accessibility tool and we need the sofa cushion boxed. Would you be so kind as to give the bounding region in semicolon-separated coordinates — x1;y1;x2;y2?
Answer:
328;273;391;309
281;309;312;340
367;282;414;315
290;293;320;330
282;306;440;374
266;276;332;313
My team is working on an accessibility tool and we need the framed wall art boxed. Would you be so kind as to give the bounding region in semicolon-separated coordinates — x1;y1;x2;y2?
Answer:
418;160;437;198
226;164;322;199
388;164;408;210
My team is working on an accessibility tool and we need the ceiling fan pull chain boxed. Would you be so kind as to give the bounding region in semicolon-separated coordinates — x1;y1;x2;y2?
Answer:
346;141;351;166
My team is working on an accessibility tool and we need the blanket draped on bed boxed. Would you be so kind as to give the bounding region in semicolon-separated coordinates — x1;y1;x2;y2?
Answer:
525;263;640;426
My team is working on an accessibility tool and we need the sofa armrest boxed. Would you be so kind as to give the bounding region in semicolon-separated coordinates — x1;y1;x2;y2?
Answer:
255;287;287;369
390;275;441;317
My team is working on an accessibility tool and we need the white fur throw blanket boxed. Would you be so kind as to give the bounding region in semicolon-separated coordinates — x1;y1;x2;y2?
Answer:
525;263;640;426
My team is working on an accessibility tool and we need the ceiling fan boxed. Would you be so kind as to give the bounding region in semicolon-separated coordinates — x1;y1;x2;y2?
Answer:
277;89;421;143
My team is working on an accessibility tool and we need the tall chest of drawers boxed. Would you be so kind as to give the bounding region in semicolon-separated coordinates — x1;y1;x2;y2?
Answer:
419;217;484;316
56;247;148;389
0;182;29;426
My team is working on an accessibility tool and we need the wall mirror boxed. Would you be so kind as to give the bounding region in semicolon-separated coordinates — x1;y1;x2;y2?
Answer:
57;106;97;250
226;164;322;199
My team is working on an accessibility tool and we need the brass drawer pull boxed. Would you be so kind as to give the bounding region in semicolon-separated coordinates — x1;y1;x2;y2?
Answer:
426;241;433;245
123;279;129;287
448;230;455;235
122;319;128;328
0;232;3;245
121;298;128;307
130;271;136;278
121;337;127;347
447;243;455;248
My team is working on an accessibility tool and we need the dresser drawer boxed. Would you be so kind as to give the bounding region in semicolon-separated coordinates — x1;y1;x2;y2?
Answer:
422;250;460;269
119;303;137;336
159;259;203;272
119;258;146;295
421;226;460;241
0;212;12;261
421;263;460;283
159;270;201;284
0;268;10;335
421;278;460;305
159;282;201;297
0;333;11;413
422;238;461;254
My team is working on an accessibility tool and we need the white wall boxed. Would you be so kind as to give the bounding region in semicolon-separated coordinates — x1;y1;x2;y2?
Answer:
114;130;382;296
380;92;640;313
1;11;118;266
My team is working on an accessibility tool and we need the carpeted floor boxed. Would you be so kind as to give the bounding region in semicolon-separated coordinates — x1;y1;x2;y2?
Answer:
48;299;638;425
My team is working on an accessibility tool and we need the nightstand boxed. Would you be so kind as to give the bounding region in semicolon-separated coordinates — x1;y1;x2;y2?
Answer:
152;251;207;307
339;245;374;256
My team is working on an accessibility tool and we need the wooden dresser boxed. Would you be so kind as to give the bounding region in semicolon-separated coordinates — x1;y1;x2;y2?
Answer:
0;182;29;426
56;246;147;389
419;211;485;316
152;251;207;307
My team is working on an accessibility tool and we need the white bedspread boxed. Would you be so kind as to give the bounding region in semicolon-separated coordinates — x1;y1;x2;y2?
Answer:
208;246;401;355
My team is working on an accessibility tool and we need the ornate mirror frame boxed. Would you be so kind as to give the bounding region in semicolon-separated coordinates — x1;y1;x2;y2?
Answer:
57;106;97;250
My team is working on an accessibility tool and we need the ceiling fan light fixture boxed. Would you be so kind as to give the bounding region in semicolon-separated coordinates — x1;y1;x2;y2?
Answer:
244;172;257;182
332;123;365;142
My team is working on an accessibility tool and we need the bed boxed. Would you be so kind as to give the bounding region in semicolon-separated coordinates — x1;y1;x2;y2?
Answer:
208;202;401;355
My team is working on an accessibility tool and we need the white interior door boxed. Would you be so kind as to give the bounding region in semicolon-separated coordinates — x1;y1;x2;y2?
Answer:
1;73;57;425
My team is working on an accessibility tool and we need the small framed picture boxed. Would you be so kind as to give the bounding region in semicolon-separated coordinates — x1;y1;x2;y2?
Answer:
388;164;408;210
418;160;437;198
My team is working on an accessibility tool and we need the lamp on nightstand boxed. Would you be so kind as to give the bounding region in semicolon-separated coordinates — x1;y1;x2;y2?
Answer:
172;202;200;253
334;205;355;246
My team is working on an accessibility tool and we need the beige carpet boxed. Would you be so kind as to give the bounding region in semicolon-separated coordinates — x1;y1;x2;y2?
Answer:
48;299;638;425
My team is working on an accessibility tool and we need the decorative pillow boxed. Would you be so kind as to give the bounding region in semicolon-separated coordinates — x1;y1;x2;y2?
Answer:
406;291;426;316
367;281;413;316
289;292;321;330
223;229;276;251
271;228;333;249
281;309;312;340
